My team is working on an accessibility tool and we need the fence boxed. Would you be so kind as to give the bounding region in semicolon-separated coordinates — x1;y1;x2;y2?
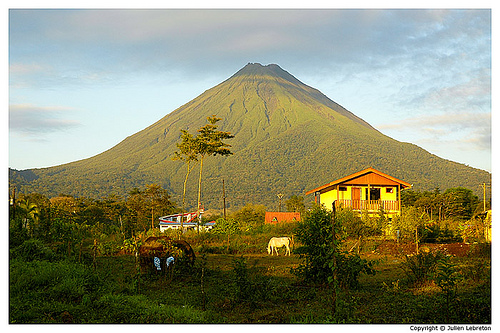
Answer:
335;200;400;212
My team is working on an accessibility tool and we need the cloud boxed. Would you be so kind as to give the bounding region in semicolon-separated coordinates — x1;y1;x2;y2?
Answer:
9;9;490;80
9;62;46;75
9;104;81;137
395;68;491;114
378;112;491;151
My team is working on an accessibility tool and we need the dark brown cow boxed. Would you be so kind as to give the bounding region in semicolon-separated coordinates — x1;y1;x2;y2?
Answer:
138;236;195;274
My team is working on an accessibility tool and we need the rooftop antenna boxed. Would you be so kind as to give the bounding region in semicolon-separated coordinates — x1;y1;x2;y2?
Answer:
277;193;284;212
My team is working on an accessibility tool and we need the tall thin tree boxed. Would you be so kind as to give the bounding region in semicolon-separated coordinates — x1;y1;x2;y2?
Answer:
172;129;199;229
195;115;234;232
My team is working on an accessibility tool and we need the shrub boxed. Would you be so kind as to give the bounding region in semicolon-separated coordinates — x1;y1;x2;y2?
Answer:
335;253;375;290
401;251;445;287
10;239;56;262
9;259;104;323
461;259;490;283
231;256;253;302
434;256;461;300
229;256;281;309
293;205;337;282
467;243;491;258
211;218;240;243
338;207;362;236
231;203;266;231
419;224;460;243
9;218;29;248
293;205;374;288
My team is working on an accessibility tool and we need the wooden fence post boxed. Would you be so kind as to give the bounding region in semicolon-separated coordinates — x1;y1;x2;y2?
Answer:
332;200;337;317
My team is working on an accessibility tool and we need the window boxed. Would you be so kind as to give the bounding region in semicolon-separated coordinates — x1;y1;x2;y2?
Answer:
386;188;394;193
369;188;381;201
339;186;347;191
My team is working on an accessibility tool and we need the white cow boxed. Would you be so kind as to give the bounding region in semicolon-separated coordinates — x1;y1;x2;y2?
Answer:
267;237;291;256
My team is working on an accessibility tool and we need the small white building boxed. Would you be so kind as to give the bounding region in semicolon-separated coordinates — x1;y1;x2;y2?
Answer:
159;210;215;232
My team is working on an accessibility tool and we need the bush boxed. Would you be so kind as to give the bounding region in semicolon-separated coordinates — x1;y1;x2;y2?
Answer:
401;251;445;287
434;255;461;316
461;259;490;283
10;239;56;262
336;253;375;290
9;256;215;323
419;224;460;243
9;259;104;323
467;243;491;258
293;205;374;288
338;208;363;236
231;256;253;302
293;205;337;282
9;218;29;248
229;256;284;310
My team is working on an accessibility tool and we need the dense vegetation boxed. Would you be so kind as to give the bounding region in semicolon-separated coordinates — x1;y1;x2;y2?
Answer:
8;63;491;210
9;184;490;324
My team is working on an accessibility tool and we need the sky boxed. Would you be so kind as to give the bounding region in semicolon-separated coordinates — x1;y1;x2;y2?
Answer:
8;6;493;173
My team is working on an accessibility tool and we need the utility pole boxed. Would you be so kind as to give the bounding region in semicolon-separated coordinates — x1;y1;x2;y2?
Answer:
222;179;227;220
10;187;16;219
331;200;337;317
480;183;491;212
151;205;154;229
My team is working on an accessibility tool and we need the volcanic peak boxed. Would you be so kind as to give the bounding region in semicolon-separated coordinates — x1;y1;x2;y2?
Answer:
231;63;304;85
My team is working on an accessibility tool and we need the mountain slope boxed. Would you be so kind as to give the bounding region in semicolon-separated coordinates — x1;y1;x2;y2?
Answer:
10;63;491;210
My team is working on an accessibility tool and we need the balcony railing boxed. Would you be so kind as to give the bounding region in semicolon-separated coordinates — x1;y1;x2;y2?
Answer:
335;199;400;212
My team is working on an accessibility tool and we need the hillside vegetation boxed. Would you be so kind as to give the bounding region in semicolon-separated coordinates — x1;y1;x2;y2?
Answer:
9;63;490;209
10;187;490;324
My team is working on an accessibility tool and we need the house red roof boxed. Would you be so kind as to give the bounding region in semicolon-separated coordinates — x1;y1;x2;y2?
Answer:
305;167;412;195
265;212;301;224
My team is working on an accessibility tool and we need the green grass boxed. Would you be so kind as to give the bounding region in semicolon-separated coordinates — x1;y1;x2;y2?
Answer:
9;238;491;324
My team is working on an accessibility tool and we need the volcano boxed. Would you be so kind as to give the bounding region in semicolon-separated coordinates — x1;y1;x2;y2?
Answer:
9;63;491;210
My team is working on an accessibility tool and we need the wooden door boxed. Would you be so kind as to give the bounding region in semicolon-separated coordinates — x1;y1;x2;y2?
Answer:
352;187;361;210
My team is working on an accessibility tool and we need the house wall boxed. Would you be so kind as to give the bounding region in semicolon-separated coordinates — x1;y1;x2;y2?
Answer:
320;190;338;210
320;185;399;211
380;186;398;201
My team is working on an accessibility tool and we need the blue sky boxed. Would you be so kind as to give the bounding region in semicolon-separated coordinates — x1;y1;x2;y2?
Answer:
8;7;492;172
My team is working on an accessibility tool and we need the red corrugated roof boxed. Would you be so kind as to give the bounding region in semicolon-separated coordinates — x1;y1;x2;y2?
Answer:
265;212;301;224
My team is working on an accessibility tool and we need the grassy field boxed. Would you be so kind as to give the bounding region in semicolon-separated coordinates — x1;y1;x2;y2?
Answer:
9;236;491;324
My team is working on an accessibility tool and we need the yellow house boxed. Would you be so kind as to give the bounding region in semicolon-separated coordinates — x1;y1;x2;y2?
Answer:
306;167;412;219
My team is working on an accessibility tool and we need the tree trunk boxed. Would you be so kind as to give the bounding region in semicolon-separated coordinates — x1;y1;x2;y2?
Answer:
197;157;205;234
415;227;419;255
182;162;191;208
198;157;204;207
182;162;196;231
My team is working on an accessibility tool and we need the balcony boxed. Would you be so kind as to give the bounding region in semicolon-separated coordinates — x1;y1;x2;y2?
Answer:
335;199;400;213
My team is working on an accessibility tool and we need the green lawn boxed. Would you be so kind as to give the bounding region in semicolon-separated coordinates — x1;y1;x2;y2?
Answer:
9;241;490;324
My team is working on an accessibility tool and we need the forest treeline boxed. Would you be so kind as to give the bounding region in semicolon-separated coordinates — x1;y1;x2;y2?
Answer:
9;182;490;254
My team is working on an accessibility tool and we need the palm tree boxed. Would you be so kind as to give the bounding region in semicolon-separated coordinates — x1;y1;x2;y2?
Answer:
18;198;40;237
